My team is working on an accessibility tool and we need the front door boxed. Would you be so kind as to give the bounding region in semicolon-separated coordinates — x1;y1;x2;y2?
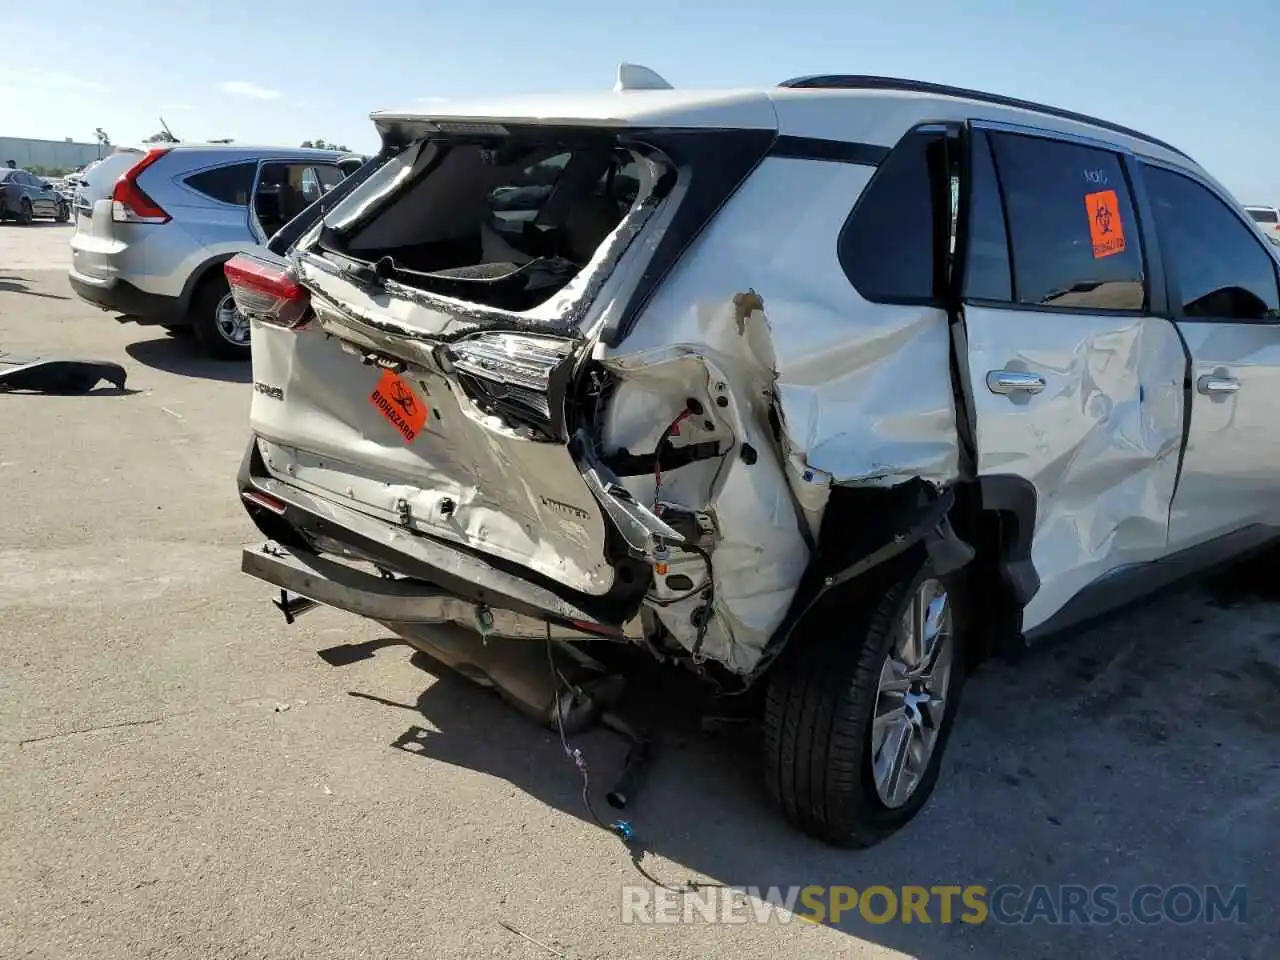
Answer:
1141;162;1280;551
957;125;1187;631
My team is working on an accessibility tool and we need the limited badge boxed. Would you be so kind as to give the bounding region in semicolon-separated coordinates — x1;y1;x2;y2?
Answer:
369;369;428;443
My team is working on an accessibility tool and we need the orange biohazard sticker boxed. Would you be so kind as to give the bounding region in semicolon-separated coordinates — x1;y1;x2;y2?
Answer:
1084;189;1127;259
369;369;428;443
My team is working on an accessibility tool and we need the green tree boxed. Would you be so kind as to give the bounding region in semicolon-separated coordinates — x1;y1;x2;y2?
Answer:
302;139;350;152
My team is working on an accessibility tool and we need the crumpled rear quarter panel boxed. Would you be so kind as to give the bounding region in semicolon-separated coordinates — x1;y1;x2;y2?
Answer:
598;156;961;670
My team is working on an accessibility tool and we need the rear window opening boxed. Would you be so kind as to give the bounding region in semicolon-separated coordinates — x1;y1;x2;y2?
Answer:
316;136;672;312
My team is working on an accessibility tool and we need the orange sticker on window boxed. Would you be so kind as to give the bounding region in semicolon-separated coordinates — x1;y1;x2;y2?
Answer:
1085;189;1126;259
369;369;428;443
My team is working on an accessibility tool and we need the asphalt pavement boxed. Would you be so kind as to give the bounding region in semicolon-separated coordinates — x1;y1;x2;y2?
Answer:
1;222;1277;959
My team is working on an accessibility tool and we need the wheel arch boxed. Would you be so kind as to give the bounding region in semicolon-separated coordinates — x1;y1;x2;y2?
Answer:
178;252;239;316
752;473;1040;683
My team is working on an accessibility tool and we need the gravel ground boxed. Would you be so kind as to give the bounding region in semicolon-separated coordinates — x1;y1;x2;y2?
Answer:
1;223;1277;959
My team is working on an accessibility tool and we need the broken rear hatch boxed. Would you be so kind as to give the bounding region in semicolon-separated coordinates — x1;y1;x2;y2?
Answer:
242;100;777;621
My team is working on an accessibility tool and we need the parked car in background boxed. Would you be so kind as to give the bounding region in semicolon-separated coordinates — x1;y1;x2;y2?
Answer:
68;144;362;359
1244;204;1280;244
0;168;71;223
233;67;1280;849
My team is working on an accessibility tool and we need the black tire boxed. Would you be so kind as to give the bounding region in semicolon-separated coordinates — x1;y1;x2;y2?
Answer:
17;199;33;225
762;563;968;848
189;275;250;361
56;201;70;223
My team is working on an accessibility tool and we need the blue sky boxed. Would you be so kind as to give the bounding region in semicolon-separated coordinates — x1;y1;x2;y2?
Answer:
3;0;1276;201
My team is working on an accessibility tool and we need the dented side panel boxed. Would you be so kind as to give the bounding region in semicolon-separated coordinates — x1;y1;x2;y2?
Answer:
598;157;962;670
606;157;961;487
963;306;1187;631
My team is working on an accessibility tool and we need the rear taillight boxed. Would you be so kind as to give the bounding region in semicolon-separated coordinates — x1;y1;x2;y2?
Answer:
112;148;171;223
224;254;311;329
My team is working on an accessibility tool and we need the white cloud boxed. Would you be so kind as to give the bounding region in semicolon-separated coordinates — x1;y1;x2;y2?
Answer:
220;81;282;101
160;102;197;111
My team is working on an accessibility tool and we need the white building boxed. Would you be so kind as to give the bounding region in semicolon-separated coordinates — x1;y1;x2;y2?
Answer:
0;137;107;172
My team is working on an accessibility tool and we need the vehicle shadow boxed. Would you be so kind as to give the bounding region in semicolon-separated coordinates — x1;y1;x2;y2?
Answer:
0;277;70;300
124;333;250;384
326;568;1280;959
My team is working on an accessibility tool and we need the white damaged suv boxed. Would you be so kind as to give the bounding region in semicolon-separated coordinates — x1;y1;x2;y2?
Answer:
231;67;1280;847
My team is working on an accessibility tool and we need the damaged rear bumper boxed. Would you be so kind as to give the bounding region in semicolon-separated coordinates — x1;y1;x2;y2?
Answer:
240;542;620;641
238;441;631;638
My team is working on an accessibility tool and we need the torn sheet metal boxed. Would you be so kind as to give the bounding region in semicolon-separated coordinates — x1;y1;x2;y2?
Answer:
599;342;810;673
605;155;960;489
597;156;961;672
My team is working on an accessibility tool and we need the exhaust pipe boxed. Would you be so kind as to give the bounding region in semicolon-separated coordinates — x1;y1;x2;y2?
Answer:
384;620;625;736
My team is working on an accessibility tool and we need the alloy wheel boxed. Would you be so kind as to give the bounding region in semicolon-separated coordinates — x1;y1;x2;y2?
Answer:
870;577;955;808
213;292;250;346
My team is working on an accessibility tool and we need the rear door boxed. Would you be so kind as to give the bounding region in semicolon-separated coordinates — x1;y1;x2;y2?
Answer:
248;160;344;242
1142;164;1280;550
27;174;56;216
957;124;1187;632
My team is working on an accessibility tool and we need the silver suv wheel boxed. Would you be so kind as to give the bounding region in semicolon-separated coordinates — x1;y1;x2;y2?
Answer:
214;293;250;346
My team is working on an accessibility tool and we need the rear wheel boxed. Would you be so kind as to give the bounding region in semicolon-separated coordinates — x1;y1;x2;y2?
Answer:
17;199;33;225
56;200;70;223
763;564;967;847
190;275;250;361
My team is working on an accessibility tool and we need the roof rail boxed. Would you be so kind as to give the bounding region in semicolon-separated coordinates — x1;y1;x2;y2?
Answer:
777;75;1189;160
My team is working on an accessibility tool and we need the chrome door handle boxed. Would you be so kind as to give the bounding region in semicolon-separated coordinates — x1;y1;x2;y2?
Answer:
1197;374;1240;396
986;370;1047;396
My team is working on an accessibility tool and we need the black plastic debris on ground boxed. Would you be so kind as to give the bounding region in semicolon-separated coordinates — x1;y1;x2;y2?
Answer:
0;352;127;395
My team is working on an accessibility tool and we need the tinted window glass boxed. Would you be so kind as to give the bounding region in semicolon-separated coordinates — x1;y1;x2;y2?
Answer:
840;130;940;302
185;162;257;205
989;133;1145;311
1247;208;1279;224
315;165;344;191
963;133;1012;302
1145;167;1280;321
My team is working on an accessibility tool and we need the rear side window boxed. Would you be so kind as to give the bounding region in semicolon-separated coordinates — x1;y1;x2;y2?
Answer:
185;162;257;206
1144;167;1280;321
839;129;941;302
1247;208;1279;224
989;133;1146;311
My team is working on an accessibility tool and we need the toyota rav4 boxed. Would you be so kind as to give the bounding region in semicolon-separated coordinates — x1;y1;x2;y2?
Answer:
231;66;1280;847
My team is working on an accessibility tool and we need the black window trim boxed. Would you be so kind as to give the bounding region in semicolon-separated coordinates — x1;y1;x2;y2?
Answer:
836;120;956;308
1136;157;1280;327
964;119;1156;319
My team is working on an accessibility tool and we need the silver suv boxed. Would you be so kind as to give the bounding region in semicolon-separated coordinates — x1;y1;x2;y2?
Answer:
68;145;360;359
231;68;1280;846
